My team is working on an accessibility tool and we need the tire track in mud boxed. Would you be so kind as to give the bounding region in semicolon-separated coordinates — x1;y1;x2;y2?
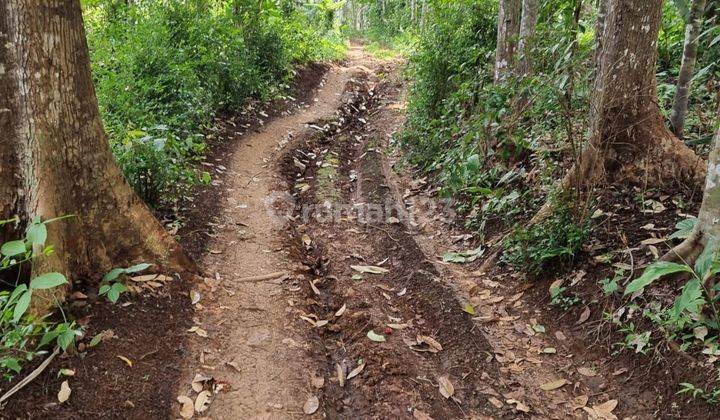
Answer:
279;60;504;419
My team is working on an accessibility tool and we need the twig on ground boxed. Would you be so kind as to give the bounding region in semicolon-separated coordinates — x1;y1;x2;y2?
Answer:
0;347;60;404
236;271;289;283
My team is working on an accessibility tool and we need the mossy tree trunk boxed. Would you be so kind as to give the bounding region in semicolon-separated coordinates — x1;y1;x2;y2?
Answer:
517;0;539;77
670;0;708;139
494;0;522;83
0;1;195;304
533;0;706;222
664;103;720;265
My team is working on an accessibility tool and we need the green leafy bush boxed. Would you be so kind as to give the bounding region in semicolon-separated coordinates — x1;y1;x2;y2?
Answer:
84;1;345;207
0;217;80;381
502;197;590;277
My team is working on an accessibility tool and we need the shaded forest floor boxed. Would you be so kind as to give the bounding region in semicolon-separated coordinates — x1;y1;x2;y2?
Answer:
3;46;719;419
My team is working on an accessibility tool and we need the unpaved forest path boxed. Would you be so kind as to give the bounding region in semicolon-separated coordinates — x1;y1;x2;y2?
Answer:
178;46;638;419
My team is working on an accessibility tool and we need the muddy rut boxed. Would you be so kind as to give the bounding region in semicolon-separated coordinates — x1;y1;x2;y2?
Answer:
177;47;634;419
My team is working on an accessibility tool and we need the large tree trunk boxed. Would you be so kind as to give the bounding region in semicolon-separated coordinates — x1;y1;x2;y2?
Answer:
517;0;539;77
494;0;522;83
533;0;705;222
0;2;195;298
663;103;720;266
670;0;708;139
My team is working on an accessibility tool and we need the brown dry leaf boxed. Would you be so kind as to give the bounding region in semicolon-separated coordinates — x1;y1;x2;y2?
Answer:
177;396;194;419
58;380;71;403
572;395;589;410
303;395;319;415
576;307;591;325
509;292;524;302
438;375;454;399
577;367;597;377
549;279;564;295
540;378;567;391
309;280;321;296
387;323;409;330
117;355;133;367
541;347;556;354
584;399;618;420
488;396;503;408
190;290;202;305
302;234;312;248
194;390;212;413
336;363;346;388
415;335;443;353
640;237;666;245
188;326;209;338
192;373;213;392
335;304;347;317
612;368;628;376
506;399;530;413
347;361;366;380
350;265;389;274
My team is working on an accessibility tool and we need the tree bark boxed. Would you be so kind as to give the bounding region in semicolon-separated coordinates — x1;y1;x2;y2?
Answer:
517;0;539;77
532;0;705;222
494;0;522;83
0;1;195;298
670;0;708;139
664;103;720;265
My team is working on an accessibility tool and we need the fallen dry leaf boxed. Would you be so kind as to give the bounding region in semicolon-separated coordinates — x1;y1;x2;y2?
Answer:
188;326;209;338
311;375;325;389
411;335;442;353
336;363;346;388
303;395;319;415
488;396;503;408
572;395;589;410
506;398;530;413
576;307;591;325
117;355;133;367
194;390;212;413
583;399;618;420
438;375;454;399
190;290;202;305
335;304;347;317
58;380;71;403
346;361;366;380
350;265;389;274
177;395;194;419
577;367;597;377
540;378;567;391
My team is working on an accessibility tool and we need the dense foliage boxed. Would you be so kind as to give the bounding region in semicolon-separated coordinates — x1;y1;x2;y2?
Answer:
84;0;346;206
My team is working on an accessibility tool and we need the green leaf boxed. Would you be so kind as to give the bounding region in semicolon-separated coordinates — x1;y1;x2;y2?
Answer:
39;330;61;348
89;333;103;347
673;279;705;316
624;261;693;295
30;272;68;290
102;268;124;282
26;222;47;246
366;330;386;342
124;263;151;273
58;330;76;351
694;240;716;280
107;282;128;303
0;358;22;373
12;290;32;323
669;217;697;240
1;240;26;257
99;284;111;295
8;284;28;305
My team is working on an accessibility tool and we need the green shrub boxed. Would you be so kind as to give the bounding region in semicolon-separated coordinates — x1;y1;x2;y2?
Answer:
502;196;590;277
84;1;345;207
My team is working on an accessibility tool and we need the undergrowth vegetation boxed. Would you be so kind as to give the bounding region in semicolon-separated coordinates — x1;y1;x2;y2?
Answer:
84;0;346;207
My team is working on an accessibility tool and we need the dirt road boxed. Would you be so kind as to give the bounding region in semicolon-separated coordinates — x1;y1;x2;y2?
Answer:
175;46;638;419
